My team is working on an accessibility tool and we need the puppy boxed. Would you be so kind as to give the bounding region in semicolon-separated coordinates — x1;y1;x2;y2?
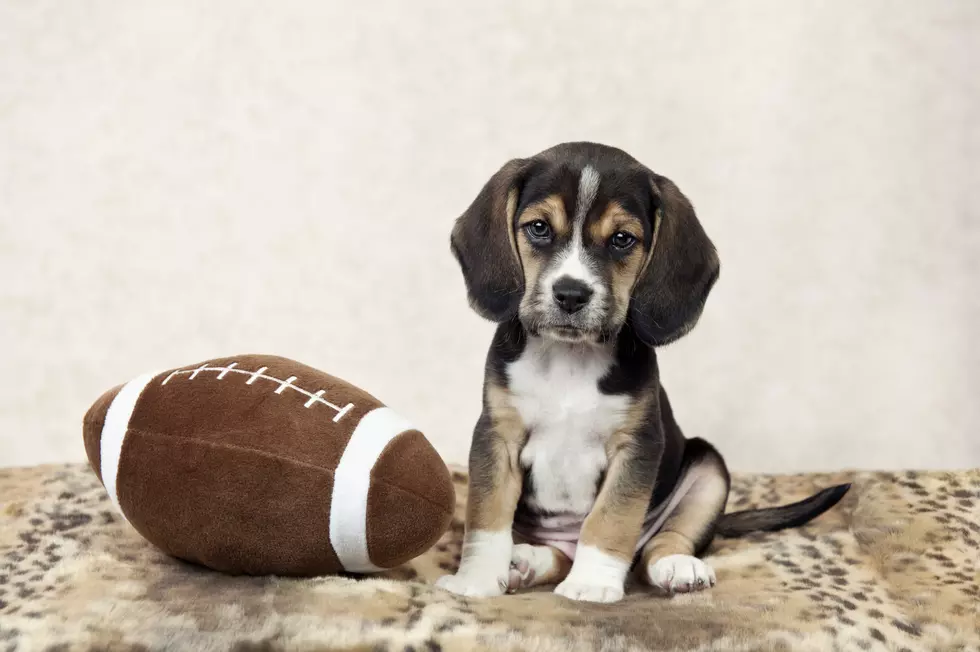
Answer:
436;142;849;603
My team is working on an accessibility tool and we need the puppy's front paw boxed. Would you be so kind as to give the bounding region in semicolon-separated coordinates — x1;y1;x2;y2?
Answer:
554;579;624;603
435;570;507;598
646;554;716;595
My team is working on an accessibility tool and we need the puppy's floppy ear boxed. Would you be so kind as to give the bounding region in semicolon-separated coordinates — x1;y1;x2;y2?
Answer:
629;174;720;346
450;158;530;322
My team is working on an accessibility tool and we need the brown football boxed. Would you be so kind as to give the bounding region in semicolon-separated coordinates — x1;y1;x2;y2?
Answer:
82;354;454;576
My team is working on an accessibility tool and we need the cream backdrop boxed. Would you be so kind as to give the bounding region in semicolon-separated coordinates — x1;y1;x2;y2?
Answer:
1;1;978;471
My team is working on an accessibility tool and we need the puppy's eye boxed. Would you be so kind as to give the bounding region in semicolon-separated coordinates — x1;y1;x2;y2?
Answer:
610;231;637;250
525;220;553;241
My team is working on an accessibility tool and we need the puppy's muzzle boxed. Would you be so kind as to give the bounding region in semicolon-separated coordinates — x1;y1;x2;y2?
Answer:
552;276;594;314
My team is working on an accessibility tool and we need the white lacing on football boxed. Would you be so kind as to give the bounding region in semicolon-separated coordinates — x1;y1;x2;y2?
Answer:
162;362;355;422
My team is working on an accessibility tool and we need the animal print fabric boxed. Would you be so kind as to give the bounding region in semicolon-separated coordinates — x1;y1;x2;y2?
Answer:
1;463;977;651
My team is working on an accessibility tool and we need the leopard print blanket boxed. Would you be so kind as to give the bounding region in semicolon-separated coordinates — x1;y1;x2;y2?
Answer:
1;463;977;652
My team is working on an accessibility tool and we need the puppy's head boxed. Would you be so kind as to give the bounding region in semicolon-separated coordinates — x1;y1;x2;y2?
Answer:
450;142;719;346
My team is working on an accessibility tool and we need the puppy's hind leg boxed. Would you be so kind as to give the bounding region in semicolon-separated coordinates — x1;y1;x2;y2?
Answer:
640;439;730;595
506;542;572;592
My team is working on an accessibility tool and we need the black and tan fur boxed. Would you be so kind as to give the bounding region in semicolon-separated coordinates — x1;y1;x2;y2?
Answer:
439;142;849;602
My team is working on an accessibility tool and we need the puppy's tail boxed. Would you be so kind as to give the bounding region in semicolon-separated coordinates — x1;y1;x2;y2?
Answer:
715;483;851;538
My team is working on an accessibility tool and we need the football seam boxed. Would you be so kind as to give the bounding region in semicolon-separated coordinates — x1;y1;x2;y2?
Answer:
121;427;453;512
366;479;456;564
368;472;455;516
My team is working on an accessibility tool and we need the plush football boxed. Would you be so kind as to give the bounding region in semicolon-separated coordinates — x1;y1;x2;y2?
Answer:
82;354;454;577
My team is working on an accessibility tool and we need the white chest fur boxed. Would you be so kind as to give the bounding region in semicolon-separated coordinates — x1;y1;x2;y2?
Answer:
507;338;631;518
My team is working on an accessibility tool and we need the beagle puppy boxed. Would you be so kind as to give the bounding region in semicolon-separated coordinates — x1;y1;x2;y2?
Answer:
436;142;849;603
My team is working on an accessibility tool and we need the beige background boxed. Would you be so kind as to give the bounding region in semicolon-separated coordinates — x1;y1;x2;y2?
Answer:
1;1;978;472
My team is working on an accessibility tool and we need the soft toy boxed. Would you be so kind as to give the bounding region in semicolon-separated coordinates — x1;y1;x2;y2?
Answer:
82;354;454;576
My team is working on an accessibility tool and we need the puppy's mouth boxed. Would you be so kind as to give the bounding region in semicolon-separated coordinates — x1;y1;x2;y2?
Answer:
539;326;599;343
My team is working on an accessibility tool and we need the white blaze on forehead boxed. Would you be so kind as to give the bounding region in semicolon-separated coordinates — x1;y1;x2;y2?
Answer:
575;165;601;224
548;166;602;289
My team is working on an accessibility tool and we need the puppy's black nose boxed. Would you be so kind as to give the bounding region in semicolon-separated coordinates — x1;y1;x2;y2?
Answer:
552;276;594;314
